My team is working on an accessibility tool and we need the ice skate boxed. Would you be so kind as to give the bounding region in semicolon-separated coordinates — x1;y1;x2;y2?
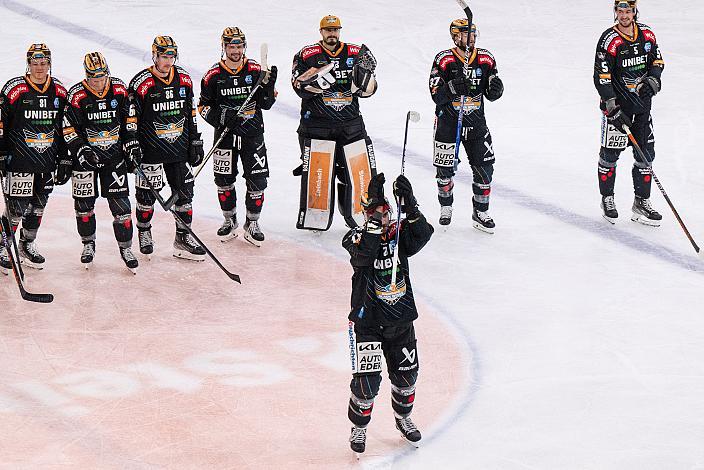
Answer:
0;246;10;275
472;209;495;234
349;425;367;457
80;241;95;269
19;238;45;270
395;416;422;447
601;195;618;224
217;215;238;242
120;246;139;274
138;228;154;258
173;230;206;261
243;219;264;247
439;206;452;226
631;196;662;227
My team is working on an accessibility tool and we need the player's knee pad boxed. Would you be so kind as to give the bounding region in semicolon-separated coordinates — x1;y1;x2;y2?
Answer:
245;190;264;219
632;165;653;198
174;202;193;227
599;147;621;166
216;181;237;214
471;164;494;185
135;203;154;229
74;197;96;213
350;372;382;401
112;213;133;246
136;188;156;207
390;383;416;418
348;393;375;426
107;197;131;218
174;187;194;205
246;176;268;192
23;201;46;232
75;209;96;241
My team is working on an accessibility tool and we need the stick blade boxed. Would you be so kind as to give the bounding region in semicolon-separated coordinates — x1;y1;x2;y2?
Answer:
22;291;54;303
408;111;421;123
260;43;268;70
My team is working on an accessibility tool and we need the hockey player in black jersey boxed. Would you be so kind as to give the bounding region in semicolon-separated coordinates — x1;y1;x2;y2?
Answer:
198;27;277;246
0;44;68;272
343;173;433;454
128;36;206;260
63;52;139;272
291;15;379;231
594;0;665;226
429;20;504;233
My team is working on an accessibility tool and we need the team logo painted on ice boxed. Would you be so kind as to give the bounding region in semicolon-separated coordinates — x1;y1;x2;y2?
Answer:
154;118;185;143
23;129;55;153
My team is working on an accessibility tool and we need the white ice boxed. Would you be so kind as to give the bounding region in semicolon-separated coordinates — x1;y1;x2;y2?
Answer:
1;1;704;468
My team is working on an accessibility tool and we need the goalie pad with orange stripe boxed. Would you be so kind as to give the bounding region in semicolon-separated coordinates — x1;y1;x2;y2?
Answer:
341;137;377;228
297;139;336;231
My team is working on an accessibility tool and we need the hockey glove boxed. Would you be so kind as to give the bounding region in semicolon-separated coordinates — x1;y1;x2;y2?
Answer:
262;65;278;86
123;139;142;173
393;174;420;217
54;158;73;185
356;45;377;73
189;133;205;167
219;107;240;131
363;172;386;211
447;77;472;96
605;98;632;133
77;144;102;170
637;76;660;99
485;75;504;101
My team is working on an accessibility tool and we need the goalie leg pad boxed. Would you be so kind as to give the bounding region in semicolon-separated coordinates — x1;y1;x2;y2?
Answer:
296;138;336;231
341;137;377;228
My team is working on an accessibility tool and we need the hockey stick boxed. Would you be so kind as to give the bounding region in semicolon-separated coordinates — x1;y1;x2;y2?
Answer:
623;125;702;257
390;111;421;290
0;215;53;303
0;173;25;281
162;43;270;210
453;0;474;171
134;165;242;283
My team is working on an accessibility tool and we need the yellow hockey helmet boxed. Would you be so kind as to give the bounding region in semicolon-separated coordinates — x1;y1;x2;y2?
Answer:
83;51;110;78
26;43;51;64
152;35;178;57
222;27;246;46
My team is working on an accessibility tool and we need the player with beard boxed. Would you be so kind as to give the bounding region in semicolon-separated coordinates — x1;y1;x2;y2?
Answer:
343;173;434;454
198;27;277;246
594;0;665;225
429;20;504;232
291;15;379;231
128;36;206;260
63;52;139;272
0;44;67;273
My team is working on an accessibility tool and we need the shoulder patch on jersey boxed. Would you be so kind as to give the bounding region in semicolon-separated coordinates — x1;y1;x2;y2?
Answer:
54;80;67;98
347;44;361;55
179;72;193;88
247;60;261;72
67;82;85;102
301;44;323;60
603;32;625;57
203;64;220;85
640;26;657;43
5;77;29;105
70;89;88;108
175;65;190;76
436;50;456;71
130;69;152;90
477;49;496;68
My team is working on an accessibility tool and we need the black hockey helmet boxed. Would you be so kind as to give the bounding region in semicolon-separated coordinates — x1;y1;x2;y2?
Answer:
84;52;110;78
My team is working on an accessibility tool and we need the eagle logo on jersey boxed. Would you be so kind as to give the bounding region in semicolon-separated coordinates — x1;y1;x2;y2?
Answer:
23;129;55;153
87;126;120;150
154;118;185;143
322;90;353;111
623;74;646;93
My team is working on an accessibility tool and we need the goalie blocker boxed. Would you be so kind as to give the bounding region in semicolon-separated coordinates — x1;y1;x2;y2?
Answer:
296;137;377;231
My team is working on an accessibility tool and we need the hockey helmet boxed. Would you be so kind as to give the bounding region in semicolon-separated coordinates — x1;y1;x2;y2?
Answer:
152;36;178;58
26;43;51;64
83;52;110;78
320;15;342;30
222;27;246;46
450;19;478;39
361;195;393;219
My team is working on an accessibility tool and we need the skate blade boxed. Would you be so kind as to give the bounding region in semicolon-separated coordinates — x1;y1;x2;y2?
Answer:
243;233;262;247
126;266;138;275
19;258;44;270
601;214;617;225
172;249;206;261
219;232;239;243
401;436;421;449
631;213;661;227
439;219;451;226
82;261;92;270
472;222;495;234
